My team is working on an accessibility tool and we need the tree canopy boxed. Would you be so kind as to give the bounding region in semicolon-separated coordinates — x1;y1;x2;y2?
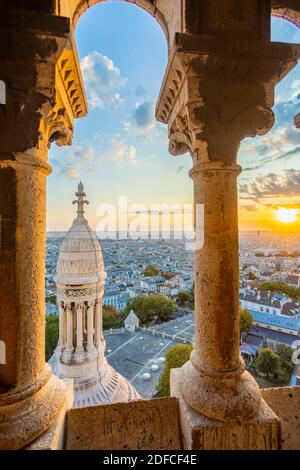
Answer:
240;308;253;333
45;314;59;361
143;265;160;277
247;272;257;281
253;348;279;377
124;294;176;326
156;344;193;397
103;305;124;330
257;281;300;301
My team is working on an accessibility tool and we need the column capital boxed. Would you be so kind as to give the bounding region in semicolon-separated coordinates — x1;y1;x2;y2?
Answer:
156;33;300;164
0;10;87;163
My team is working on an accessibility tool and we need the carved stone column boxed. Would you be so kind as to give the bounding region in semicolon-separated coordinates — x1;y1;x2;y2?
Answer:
58;302;66;350
0;9;72;450
95;300;101;348
156;32;300;449
75;304;84;360
64;305;74;359
87;302;95;352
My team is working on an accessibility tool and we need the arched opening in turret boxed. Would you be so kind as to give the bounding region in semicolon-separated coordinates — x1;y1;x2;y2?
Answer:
46;1;192;407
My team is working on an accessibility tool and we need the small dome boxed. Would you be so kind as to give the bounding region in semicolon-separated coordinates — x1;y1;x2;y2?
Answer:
55;183;106;285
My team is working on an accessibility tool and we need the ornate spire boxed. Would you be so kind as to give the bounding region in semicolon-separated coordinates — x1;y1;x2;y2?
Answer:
72;181;89;222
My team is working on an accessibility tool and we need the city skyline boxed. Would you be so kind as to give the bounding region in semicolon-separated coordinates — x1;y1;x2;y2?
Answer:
47;2;300;232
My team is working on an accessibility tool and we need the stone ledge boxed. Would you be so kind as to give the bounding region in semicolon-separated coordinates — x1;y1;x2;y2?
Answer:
65;397;181;450
171;368;281;450
261;385;300;450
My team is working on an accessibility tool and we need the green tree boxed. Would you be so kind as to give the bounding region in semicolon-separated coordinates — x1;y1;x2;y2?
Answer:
156;344;193;397
161;272;172;280
257;281;300;301
124;294;176;326
103;305;124;330
143;265;160;277
276;344;293;361
46;295;57;305
45;314;59;361
240;308;253;333
247;272;257;281
253;348;280;377
177;291;191;306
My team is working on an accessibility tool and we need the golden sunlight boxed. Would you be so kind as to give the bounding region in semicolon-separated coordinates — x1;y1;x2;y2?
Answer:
275;207;298;224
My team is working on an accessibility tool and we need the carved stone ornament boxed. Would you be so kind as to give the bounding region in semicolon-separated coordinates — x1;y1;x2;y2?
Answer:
57;287;99;299
156;33;300;164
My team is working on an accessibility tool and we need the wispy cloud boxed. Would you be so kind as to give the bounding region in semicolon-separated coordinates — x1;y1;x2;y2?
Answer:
240;169;300;200
49;145;98;180
107;139;138;167
241;204;258;212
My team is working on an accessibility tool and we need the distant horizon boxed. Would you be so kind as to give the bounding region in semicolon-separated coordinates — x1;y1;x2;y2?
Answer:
46;229;300;235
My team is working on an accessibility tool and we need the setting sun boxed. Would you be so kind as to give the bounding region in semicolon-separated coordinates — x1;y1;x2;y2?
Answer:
275;207;298;224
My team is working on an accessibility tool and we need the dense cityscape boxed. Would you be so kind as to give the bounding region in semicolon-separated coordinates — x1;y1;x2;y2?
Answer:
45;230;300;397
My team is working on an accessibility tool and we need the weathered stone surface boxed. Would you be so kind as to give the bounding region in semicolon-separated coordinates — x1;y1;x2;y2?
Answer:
66;397;181;450
261;386;300;450
0;7;75;450
25;379;74;450
171;369;281;450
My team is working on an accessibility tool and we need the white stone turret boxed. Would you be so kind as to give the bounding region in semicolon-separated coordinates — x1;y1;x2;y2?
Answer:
50;183;140;408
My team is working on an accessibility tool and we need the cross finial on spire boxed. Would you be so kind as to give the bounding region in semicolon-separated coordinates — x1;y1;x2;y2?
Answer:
72;181;89;221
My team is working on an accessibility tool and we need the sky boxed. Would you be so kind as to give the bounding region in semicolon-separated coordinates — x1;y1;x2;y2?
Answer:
47;2;300;233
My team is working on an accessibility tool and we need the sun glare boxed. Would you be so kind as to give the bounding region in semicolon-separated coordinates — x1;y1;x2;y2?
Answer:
275;207;298;224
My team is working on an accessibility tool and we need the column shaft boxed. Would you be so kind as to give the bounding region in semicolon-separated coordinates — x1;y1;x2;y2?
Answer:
178;162;261;422
95;300;102;347
0;158;66;449
58;303;66;349
76;304;84;354
87;303;94;351
66;305;73;353
191;163;241;375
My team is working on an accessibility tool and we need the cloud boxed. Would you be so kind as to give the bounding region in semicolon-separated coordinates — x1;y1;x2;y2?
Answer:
49;145;99;180
107;139;138;167
71;146;95;163
133;101;155;131
241;204;258;212
80;52;127;110
239;169;300;200
273;99;299;129
135;86;148;98
266;202;300;210
176;166;183;174
60;164;80;181
124;100;156;135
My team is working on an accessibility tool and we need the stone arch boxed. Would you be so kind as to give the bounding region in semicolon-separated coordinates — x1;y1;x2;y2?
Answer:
71;0;169;44
272;1;300;28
